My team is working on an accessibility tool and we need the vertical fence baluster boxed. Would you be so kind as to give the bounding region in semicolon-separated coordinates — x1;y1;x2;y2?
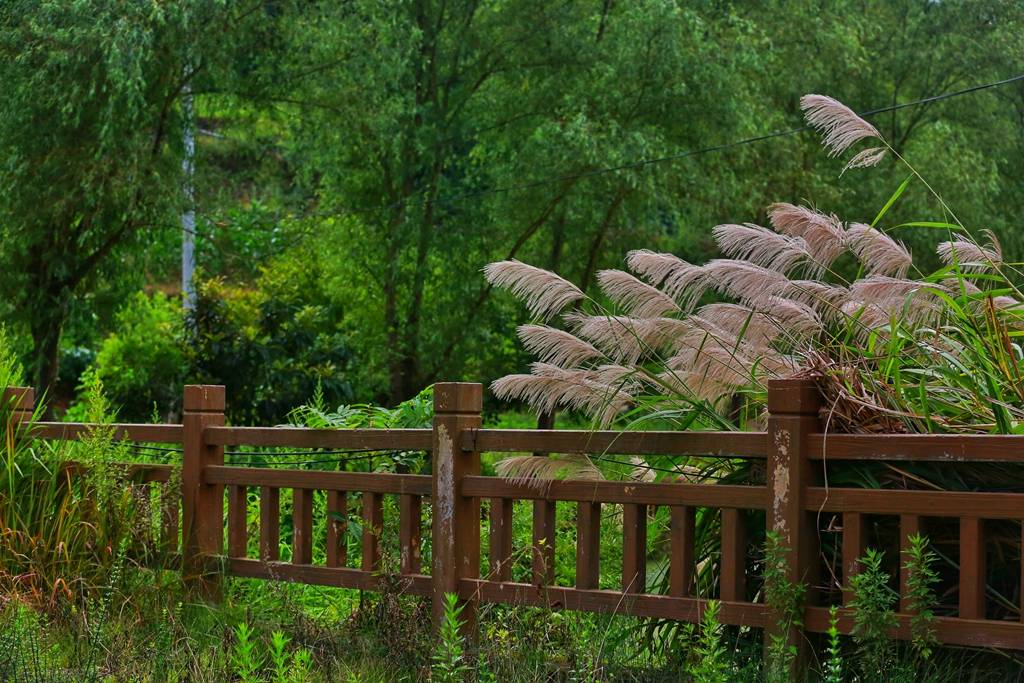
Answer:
670;506;695;597
293;488;314;565
960;516;986;619
576;502;601;589
766;378;820;669
400;494;422;574
227;485;248;558
533;500;556;586
431;382;483;634
181;385;226;598
260;486;280;561
622;504;647;593
489;498;513;581
842;511;867;605
720;508;746;602
362;491;384;572
899;514;922;613
327;490;348;567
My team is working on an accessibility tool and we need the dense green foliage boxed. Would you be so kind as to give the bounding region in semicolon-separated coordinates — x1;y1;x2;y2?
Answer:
1;1;1022;418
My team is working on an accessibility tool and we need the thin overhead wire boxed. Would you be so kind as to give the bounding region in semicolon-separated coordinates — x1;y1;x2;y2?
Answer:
317;72;1024;218
186;73;1024;241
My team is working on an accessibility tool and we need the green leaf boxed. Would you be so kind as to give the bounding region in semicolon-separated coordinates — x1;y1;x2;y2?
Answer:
871;174;913;227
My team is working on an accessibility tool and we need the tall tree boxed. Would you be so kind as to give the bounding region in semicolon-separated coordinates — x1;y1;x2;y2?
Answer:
274;1;763;402
0;0;269;394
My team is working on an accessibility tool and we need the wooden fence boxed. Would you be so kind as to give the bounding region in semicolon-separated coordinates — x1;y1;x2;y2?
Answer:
6;379;1024;652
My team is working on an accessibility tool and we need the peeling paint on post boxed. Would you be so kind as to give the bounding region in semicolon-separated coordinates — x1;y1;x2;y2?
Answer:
765;377;821;674
431;382;482;636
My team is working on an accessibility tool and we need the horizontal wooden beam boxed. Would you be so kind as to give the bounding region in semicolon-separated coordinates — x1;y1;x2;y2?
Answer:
204;466;432;495
806;434;1024;462
228;558;431;596
459;579;766;626
805;487;1024;519
804;606;1024;650
462;477;767;508
465;429;767;457
203;426;432;450
34;422;183;444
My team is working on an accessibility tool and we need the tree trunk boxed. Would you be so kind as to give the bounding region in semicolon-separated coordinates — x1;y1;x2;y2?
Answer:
29;309;64;408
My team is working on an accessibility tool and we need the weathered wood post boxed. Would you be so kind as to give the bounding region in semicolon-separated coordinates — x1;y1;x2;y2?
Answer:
431;382;482;635
181;384;226;598
765;377;821;669
2;386;35;428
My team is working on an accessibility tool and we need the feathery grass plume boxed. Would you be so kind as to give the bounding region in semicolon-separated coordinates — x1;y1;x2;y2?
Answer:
849;275;941;304
682;315;763;353
490;363;585;415
657;261;709;310
655;369;732;402
491;362;635;426
840;300;896;330
696;303;780;348
712;223;812;274
592;363;642;391
637;316;694;353
800;94;882;157
495;453;603;488
993;295;1020;310
843;146;888;173
937;231;1002;272
704;259;792;303
749;296;822;337
560;315;689;361
787;280;850;319
484;260;584;320
668;340;758;388
686;345;759;388
844;223;912;277
767;203;846;266
626;249;689;286
566;314;650;364
596;269;681;318
628;456;656;483
516;324;603;368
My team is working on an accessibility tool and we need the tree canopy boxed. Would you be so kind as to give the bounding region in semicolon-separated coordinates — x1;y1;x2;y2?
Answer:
2;0;1023;417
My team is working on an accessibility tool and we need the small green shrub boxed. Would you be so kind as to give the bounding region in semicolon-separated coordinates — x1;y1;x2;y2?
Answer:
232;621;264;682
687;599;730;683
432;593;471;682
822;605;844;683
849;548;898;678
903;533;940;660
762;531;806;682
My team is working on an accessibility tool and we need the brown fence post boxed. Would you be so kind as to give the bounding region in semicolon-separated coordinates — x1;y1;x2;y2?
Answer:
431;382;482;636
3;386;35;426
765;377;821;671
181;384;226;599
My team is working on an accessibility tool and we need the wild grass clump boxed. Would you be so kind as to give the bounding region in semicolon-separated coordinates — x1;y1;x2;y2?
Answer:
0;364;158;611
486;93;1024;447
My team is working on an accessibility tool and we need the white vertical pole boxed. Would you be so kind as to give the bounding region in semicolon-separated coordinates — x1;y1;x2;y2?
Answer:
181;84;196;312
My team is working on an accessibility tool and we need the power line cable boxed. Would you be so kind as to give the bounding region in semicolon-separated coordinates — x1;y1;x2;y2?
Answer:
315;72;1024;217
186;73;1024;243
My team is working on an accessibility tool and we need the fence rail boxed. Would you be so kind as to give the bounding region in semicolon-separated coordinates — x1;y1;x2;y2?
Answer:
6;378;1024;656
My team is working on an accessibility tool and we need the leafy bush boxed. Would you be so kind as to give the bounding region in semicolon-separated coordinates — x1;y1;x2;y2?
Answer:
187;247;354;425
78;291;185;422
849;548;898;678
